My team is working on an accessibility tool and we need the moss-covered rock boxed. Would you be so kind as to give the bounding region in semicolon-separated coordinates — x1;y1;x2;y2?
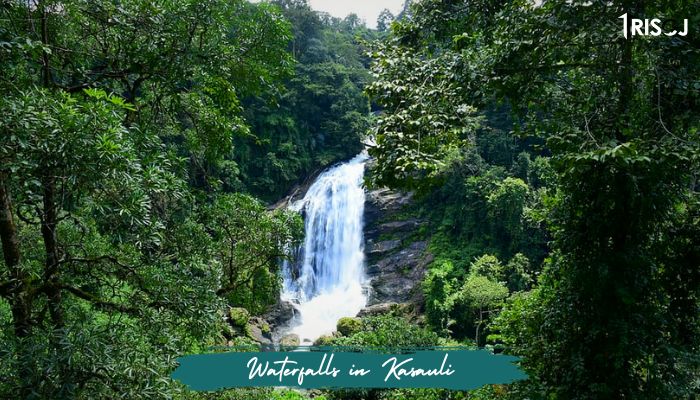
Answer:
313;334;336;346
222;323;238;340
229;307;250;327
279;334;300;347
260;321;271;335
336;317;362;337
247;317;273;345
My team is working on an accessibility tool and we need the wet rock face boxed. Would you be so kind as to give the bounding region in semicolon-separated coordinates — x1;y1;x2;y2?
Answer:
362;188;431;309
367;240;433;305
263;300;296;331
248;317;273;345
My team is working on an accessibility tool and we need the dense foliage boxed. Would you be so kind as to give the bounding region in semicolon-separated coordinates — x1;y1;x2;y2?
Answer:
0;0;352;398
368;0;699;399
233;0;375;200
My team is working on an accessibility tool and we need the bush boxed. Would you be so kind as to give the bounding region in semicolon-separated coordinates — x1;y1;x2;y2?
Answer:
331;316;438;348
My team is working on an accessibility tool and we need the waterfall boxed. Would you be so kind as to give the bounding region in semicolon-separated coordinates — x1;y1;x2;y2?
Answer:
281;153;369;343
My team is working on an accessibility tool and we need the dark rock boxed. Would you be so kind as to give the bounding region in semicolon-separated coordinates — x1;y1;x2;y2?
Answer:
378;219;423;232
366;188;414;212
363;187;432;309
363;189;413;234
248;317;272;345
366;263;381;276
268;168;325;210
368;239;401;256
264;300;296;330
357;302;400;317
367;241;431;305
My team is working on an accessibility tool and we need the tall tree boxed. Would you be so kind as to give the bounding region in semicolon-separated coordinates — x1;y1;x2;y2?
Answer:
0;0;296;397
377;9;395;32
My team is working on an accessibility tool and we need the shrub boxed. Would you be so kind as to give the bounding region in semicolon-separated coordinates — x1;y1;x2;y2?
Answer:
332;316;438;348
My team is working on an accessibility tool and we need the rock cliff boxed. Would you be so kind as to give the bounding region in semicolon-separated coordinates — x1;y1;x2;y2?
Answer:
362;188;432;311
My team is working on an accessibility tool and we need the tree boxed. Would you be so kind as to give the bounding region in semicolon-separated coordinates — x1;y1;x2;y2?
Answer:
504;253;533;292
237;1;373;200
0;0;297;397
207;194;302;314
1;0;292;189
368;0;699;397
0;87;226;398
377;9;394;32
272;0;322;59
365;40;480;189
468;254;505;282
487;177;529;251
456;275;508;346
423;260;458;334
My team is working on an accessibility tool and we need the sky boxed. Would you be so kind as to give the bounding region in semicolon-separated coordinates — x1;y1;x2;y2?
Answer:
308;0;405;29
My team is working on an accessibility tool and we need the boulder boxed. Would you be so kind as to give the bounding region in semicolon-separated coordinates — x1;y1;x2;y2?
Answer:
247;317;272;345
279;333;300;347
336;317;362;337
228;307;250;327
313;334;336;346
357;302;410;317
264;300;296;329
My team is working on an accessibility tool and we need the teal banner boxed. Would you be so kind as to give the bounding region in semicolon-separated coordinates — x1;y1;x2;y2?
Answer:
171;347;526;391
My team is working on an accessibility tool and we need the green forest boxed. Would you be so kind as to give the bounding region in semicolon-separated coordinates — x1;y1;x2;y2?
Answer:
0;0;698;399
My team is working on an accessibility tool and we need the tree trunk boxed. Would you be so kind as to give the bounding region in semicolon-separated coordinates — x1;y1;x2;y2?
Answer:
41;175;63;329
0;171;35;398
0;171;31;338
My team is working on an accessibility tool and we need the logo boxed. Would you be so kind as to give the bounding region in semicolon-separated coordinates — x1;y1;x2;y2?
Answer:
619;13;688;39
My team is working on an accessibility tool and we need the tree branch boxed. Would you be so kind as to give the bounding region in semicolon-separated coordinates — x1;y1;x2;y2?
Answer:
59;284;141;316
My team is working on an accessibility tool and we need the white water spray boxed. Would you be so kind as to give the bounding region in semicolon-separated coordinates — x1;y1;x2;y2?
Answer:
282;153;368;343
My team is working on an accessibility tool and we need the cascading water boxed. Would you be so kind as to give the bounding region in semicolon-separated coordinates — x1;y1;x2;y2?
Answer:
281;153;369;343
